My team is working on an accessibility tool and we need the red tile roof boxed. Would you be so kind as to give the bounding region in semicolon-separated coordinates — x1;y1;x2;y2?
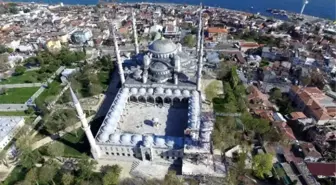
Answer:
207;27;228;34
290;112;307;120
306;162;336;177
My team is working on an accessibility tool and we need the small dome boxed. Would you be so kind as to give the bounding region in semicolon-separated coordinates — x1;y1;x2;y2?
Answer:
109;133;120;143
120;134;132;144
132;134;143;144
143;135;154;147
98;132;109;142
165;89;172;96
139;88;146;95
148;39;177;54
165;137;175;147
155;87;164;94
147;88;154;94
107;117;115;125
174;89;181;96
123;88;130;93
192;90;199;96
155;136;166;147
131;88;138;95
182;90;190;97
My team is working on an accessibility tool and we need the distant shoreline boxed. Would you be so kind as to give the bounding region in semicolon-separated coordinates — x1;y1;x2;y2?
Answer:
4;0;334;21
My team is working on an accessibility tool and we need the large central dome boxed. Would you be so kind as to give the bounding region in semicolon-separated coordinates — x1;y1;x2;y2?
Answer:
148;38;177;54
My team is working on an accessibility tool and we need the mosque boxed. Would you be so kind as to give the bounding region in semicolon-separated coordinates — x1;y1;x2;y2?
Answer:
70;8;224;176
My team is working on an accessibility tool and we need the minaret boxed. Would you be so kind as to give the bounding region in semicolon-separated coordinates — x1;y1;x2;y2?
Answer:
70;87;101;159
132;10;139;54
196;3;203;53
196;28;204;92
111;24;126;84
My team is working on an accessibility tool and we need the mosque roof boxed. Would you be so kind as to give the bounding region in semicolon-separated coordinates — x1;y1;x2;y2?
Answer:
148;38;177;54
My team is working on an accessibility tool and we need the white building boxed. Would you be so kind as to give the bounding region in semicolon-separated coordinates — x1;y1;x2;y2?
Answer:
0;117;25;150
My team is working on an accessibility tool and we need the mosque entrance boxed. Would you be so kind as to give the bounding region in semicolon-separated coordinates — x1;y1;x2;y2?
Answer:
145;151;151;161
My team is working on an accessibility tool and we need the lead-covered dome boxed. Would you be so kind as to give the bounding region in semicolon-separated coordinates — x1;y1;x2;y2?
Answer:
149;39;177;54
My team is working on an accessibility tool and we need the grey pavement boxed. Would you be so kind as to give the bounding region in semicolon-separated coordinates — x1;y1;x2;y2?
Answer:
0;83;42;89
0;104;28;112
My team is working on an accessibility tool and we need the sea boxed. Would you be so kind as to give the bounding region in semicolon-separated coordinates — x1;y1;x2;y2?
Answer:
8;0;336;20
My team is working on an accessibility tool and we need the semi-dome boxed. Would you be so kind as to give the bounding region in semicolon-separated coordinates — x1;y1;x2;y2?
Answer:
148;38;177;54
150;62;169;72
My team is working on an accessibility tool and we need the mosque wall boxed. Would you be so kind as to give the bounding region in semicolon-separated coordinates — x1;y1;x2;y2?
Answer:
97;143;184;162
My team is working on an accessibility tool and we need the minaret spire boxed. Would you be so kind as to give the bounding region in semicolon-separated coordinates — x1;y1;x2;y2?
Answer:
111;24;126;84
196;28;204;92
132;10;139;54
196;3;203;53
70;87;101;159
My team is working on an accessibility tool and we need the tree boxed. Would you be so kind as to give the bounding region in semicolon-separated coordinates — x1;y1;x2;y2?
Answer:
163;171;183;185
0;53;9;72
102;165;122;185
24;107;34;115
300;76;311;87
6;48;14;53
264;127;283;143
77;155;98;181
89;83;103;96
252;153;273;179
61;173;74;185
38;163;58;185
16;134;42;169
47;141;64;159
25;168;39;185
15;66;26;75
269;87;282;101
182;34;196;48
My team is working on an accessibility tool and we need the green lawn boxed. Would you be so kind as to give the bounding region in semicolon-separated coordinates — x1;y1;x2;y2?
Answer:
0;87;39;103
39;129;90;158
205;80;223;101
0;111;27;116
36;80;62;102
0;71;41;84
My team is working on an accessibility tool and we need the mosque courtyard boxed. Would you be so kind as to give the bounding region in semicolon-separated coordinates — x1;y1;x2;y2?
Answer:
118;102;188;137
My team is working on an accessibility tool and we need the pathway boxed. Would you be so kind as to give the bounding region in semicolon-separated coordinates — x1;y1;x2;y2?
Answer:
0;83;42;89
